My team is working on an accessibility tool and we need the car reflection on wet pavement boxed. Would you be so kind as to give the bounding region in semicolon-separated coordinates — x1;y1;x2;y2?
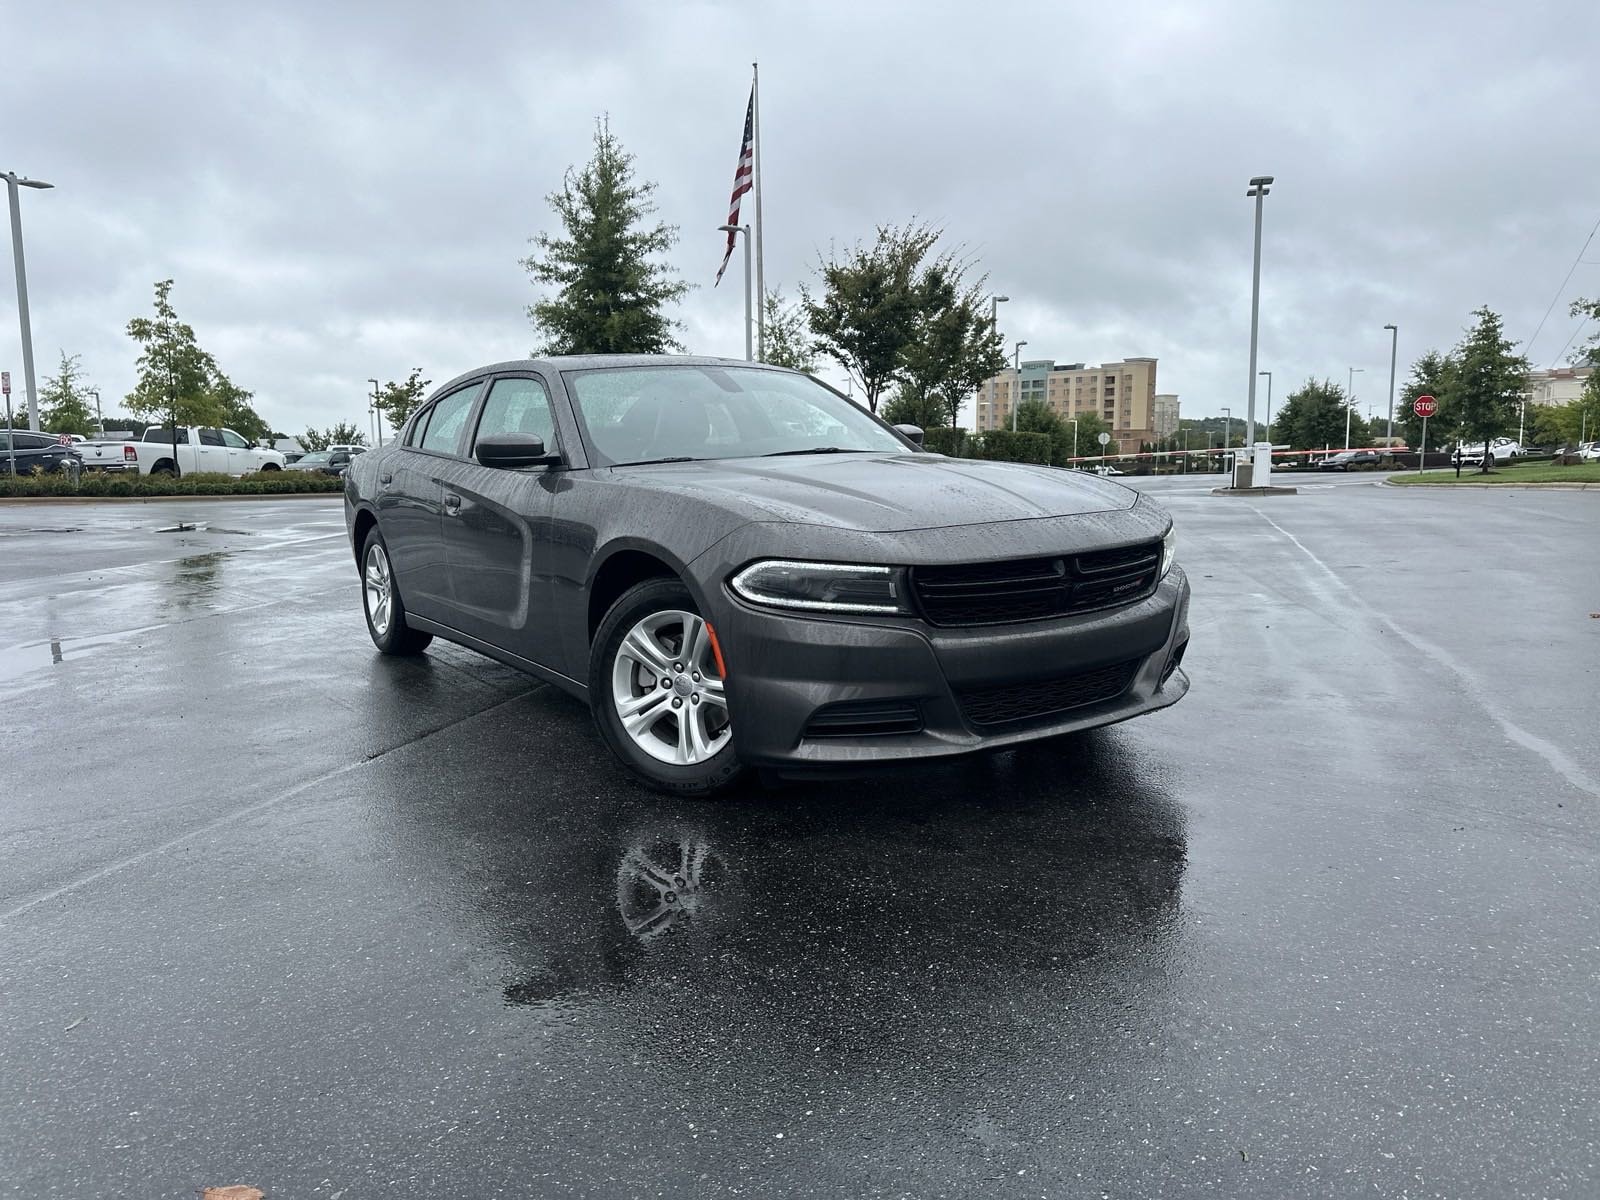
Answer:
1;488;1597;1199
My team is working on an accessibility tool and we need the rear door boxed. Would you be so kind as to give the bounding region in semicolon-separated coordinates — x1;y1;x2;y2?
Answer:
376;382;482;621
434;374;562;667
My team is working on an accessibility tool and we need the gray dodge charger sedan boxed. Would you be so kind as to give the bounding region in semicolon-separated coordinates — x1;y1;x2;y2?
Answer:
344;356;1190;794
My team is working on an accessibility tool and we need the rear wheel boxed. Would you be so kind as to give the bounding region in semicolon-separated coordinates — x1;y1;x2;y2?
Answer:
361;527;432;655
590;579;744;796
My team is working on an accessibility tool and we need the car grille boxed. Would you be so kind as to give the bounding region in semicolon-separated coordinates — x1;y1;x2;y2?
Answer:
956;659;1139;729
909;541;1163;627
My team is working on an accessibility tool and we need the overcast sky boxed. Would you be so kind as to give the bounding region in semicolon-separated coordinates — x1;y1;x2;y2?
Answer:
2;0;1597;436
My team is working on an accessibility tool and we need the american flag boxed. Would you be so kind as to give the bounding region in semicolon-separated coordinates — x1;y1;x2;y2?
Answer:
715;87;755;286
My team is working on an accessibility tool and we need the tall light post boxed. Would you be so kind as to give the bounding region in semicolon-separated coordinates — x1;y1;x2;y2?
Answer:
88;388;102;435
1244;175;1273;450
368;378;384;447
1010;341;1027;431
1383;324;1398;444
4;171;53;432
718;223;752;361
1346;366;1364;448
990;294;1009;333
1258;371;1272;441
1068;417;1079;462
1221;406;1231;455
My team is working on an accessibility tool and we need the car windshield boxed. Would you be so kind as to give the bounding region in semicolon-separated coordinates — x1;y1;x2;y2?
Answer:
297;451;331;465
563;364;908;467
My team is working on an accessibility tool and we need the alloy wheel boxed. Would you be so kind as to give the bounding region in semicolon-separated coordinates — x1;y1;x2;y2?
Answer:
364;543;393;636
611;609;731;765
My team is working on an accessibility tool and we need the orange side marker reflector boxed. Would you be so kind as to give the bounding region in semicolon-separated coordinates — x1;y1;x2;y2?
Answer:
705;621;729;679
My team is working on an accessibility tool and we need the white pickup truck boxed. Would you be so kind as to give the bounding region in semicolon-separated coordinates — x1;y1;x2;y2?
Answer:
78;426;287;476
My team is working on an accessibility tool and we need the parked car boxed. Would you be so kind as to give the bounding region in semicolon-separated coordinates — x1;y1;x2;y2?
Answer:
1317;450;1381;471
76;426;286;476
0;430;82;475
344;356;1190;795
1455;438;1521;466
286;449;358;476
1578;442;1600;462
1090;464;1126;476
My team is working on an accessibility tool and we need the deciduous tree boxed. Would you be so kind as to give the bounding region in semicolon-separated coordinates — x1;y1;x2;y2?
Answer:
1393;350;1457;451
523;119;691;355
1273;378;1361;451
373;368;431;430
125;279;227;468
761;289;817;374
39;351;96;435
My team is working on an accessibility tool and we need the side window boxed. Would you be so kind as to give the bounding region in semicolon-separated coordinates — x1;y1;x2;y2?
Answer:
471;377;555;453
406;406;432;447
199;428;225;447
220;429;249;449
419;385;479;456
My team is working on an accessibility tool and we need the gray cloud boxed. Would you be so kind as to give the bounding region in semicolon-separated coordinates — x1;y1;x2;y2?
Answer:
2;0;1596;435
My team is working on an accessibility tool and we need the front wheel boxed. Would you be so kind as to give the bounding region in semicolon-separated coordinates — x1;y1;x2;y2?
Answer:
590;579;745;796
258;462;281;471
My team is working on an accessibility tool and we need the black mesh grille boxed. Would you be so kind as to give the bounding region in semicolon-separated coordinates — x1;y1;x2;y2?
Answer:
956;659;1139;729
911;541;1162;627
803;700;924;739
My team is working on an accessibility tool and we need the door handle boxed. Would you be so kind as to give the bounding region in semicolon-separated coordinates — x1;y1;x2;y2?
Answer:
443;493;462;515
379;472;393;485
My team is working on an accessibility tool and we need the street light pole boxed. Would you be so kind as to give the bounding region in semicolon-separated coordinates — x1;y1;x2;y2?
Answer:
718;224;752;361
990;294;1009;333
1221;406;1231;453
1347;366;1364;448
1011;341;1027;432
3;171;53;432
368;378;384;447
1383;324;1398;444
1258;371;1272;440
1244;175;1273;451
89;388;102;435
1069;417;1078;462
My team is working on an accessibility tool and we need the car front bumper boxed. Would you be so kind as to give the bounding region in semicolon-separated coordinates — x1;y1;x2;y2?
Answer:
706;566;1190;770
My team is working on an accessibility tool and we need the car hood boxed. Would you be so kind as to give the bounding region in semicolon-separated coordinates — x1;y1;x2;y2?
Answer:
608;453;1136;532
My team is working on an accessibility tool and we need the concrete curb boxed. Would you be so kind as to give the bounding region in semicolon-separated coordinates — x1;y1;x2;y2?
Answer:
1380;480;1599;491
0;492;342;505
1209;486;1299;496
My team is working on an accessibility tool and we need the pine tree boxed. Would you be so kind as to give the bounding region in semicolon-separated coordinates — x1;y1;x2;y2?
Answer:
1450;307;1529;473
39;351;97;435
522;119;691;355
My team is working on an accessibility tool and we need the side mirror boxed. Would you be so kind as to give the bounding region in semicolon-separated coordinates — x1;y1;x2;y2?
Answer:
476;433;561;469
893;423;925;447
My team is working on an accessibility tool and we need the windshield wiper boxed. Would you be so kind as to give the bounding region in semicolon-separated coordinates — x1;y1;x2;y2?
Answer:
760;447;872;457
613;456;702;466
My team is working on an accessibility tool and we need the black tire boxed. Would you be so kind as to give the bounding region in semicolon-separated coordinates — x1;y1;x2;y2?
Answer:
150;460;178;478
590;578;745;797
259;462;281;471
360;526;433;656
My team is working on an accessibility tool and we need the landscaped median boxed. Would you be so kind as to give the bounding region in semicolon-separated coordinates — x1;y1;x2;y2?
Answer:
0;470;346;499
1385;462;1600;487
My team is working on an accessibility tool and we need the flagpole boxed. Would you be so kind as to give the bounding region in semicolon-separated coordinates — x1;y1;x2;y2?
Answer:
751;61;765;361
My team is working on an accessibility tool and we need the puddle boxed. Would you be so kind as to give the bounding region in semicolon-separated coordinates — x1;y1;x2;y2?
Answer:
24;527;84;534
156;523;200;533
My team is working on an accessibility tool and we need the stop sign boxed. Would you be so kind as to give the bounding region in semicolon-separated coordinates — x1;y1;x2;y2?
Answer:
1413;394;1438;418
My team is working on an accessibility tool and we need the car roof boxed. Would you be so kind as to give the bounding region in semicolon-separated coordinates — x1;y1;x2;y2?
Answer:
430;354;797;398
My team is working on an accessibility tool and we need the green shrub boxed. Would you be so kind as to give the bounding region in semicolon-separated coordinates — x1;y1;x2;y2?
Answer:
921;427;967;457
968;430;1053;465
0;468;344;499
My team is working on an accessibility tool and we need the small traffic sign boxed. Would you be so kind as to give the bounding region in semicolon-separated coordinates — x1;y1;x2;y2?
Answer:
1413;394;1437;418
1097;432;1111;446
1;371;10;395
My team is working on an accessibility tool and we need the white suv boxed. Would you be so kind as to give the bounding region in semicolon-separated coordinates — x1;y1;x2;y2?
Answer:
1456;437;1520;466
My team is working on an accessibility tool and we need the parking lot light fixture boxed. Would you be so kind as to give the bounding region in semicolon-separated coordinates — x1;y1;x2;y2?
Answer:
1347;367;1364;448
1011;341;1027;431
4;171;53;432
1383;324;1398;444
990;294;1009;334
1069;417;1078;461
1244;175;1273;449
1258;371;1272;441
718;224;752;361
368;378;384;446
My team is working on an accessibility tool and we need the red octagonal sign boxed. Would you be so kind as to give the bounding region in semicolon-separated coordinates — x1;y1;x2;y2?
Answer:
1413;394;1438;418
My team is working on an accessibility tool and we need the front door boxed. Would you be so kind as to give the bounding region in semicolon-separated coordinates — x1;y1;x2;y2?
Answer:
436;376;561;669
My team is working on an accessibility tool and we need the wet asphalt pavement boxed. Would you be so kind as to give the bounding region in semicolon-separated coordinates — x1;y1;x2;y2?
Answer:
1;477;1596;1199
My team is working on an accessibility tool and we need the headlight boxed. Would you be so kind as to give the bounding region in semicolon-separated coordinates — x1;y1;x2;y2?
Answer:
1160;527;1176;578
729;559;912;614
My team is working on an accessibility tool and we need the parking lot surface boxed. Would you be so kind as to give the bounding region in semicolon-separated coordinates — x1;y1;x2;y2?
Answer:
1;479;1596;1199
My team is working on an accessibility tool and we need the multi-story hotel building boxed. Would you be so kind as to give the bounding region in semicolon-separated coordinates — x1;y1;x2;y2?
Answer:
974;357;1165;454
